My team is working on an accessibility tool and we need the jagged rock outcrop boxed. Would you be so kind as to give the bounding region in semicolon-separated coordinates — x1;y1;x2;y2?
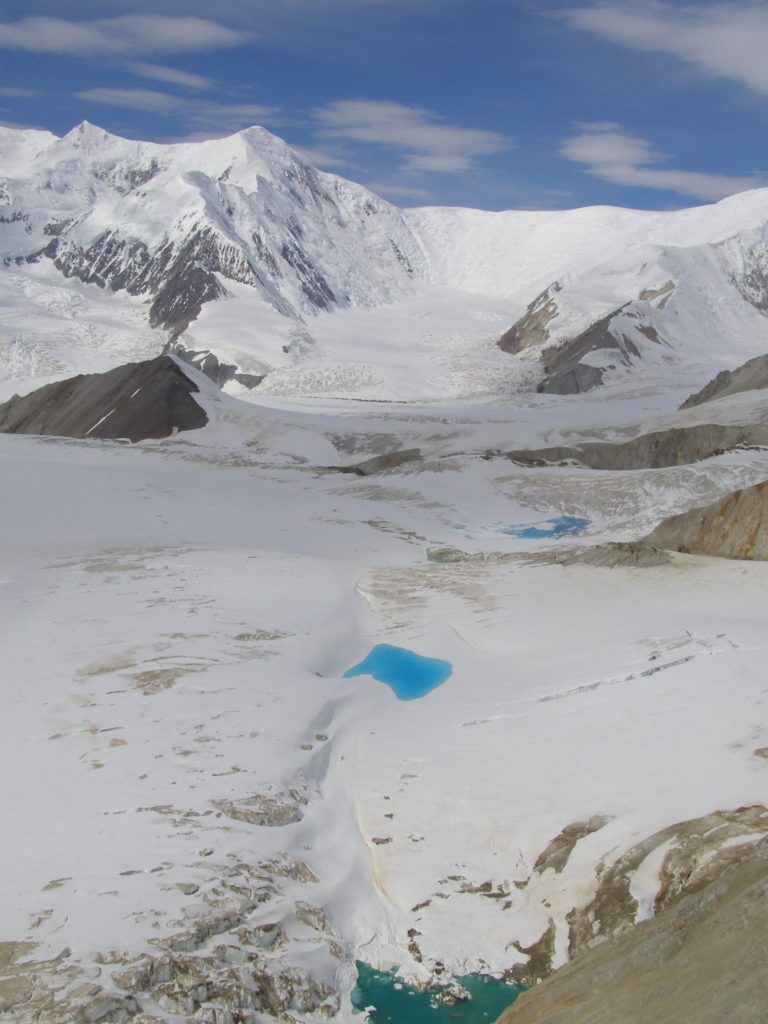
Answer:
168;343;265;389
0;121;425;350
681;352;768;408
647;478;768;559
334;448;422;476
498;285;562;355
534;541;672;568
0;356;208;442
503;422;768;470
496;836;768;1024
537;306;640;395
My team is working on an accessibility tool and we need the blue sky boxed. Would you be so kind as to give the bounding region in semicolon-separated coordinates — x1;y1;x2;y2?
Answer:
0;1;766;210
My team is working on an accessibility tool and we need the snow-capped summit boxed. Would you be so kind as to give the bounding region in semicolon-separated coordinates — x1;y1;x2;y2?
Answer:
4;121;768;400
1;121;425;340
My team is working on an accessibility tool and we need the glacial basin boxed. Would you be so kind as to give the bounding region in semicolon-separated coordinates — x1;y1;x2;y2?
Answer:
343;644;452;700
352;963;521;1023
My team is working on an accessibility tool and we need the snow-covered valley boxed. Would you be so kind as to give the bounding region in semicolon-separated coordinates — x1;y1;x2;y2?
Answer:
2;122;768;1023
3;375;768;1021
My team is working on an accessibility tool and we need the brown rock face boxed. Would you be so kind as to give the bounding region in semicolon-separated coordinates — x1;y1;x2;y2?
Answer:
0;356;208;442
681;352;768;409
647;479;768;559
496;838;768;1024
504;423;768;471
499;286;561;356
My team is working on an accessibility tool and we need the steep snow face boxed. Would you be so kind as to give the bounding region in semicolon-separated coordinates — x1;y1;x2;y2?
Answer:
495;215;768;394
5;122;768;401
0;122;425;339
403;189;768;300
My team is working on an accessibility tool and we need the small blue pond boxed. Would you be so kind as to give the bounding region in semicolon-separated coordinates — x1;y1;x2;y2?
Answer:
344;644;452;701
503;515;590;540
352;963;522;1024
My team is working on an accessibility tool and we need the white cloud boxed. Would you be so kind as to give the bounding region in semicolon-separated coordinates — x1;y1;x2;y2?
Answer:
129;62;213;91
289;144;351;169
75;88;182;113
74;88;279;132
0;86;38;97
566;2;768;95
561;124;762;200
0;16;249;56
365;180;432;200
313;99;506;173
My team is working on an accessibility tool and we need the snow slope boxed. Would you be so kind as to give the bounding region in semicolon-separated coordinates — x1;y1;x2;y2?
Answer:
4;123;768;402
3;124;768;1019
3;374;768;1020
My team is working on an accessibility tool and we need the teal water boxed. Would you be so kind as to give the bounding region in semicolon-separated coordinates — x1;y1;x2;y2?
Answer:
343;644;452;700
503;515;590;540
352;963;522;1024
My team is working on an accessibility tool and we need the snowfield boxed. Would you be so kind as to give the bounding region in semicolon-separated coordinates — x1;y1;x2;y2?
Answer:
2;122;768;1022
3;375;768;1021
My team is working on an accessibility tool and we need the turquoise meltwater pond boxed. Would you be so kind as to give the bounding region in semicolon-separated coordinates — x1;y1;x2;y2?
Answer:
503;515;590;540
343;644;452;700
352;963;522;1024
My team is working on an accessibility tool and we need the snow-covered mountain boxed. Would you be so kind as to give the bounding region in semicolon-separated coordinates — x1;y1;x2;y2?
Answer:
3;120;768;400
6;122;768;1024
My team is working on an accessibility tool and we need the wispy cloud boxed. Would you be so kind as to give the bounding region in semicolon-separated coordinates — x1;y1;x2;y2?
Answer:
0;16;249;56
365;180;432;201
75;88;181;113
289;144;351;169
74;87;279;132
313;99;507;173
566;2;768;95
561;123;762;200
0;86;38;98
128;62;213;91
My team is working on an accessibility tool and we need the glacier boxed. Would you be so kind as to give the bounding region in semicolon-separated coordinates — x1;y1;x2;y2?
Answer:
2;122;768;1023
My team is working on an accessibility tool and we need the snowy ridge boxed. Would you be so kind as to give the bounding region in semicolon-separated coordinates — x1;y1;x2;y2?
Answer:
1;122;424;354
4;122;768;400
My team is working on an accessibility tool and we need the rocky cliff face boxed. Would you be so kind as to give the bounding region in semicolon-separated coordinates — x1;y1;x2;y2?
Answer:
681;351;768;408
496;835;768;1024
0;355;208;442
503;422;768;471
647;478;768;559
497;228;768;394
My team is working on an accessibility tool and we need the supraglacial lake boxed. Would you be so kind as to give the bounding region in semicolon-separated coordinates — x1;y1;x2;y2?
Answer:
503;515;590;539
343;644;452;700
353;963;522;1024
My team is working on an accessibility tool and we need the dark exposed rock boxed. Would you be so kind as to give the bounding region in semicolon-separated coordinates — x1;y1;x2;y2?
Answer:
499;285;562;356
538;363;604;396
334;448;422;476
166;343;265;390
497;829;768;1024
646;478;768;559
48;225;260;338
0;356;208;442
528;542;671;568
500;281;673;395
681;352;768;409
533;816;612;875
280;239;336;309
504;422;768;470
566;806;768;962
537;306;637;395
507;920;557;989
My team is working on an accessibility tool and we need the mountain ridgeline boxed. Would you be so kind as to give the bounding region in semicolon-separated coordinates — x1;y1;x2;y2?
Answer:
4;121;768;395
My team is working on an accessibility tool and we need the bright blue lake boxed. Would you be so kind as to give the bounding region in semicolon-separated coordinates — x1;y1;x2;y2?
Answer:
352;963;522;1024
344;644;452;701
503;515;590;540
